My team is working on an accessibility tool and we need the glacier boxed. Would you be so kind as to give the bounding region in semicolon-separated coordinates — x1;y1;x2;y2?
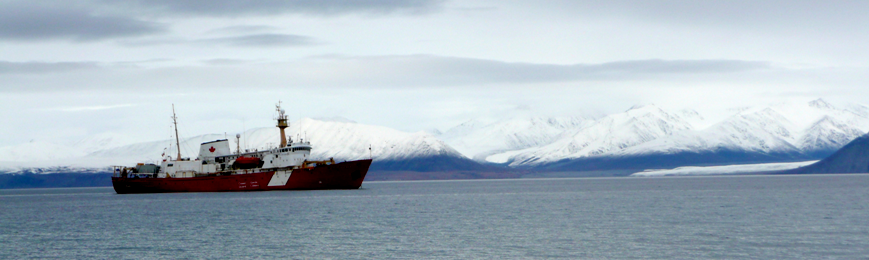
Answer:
630;160;818;177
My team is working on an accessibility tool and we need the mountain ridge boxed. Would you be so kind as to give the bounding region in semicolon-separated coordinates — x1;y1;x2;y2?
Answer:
3;98;868;175
470;99;869;170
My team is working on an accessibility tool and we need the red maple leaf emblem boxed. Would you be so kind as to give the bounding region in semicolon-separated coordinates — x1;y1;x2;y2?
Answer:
209;146;216;153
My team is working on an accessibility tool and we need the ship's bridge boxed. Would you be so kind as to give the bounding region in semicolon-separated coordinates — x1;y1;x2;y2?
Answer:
260;141;312;169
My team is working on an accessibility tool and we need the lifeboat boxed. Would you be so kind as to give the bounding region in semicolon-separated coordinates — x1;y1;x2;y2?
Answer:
233;156;263;169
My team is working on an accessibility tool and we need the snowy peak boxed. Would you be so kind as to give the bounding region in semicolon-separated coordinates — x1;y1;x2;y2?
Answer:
799;115;868;152
800;116;851;151
619;99;869;158
280;118;463;161
72;132;136;155
500;105;695;165
678;109;703;120
440;114;593;161
423;128;442;136
626;103;654;112
388;131;461;160
808;98;834;110
569;104;693;149
758;99;847;130
705;108;798;152
440;118;490;139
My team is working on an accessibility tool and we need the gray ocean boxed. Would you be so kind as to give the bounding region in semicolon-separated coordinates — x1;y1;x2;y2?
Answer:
2;174;869;259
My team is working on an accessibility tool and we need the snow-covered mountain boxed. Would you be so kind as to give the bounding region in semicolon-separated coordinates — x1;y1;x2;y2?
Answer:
233;118;466;163
495;104;701;166
0;140;85;163
616;99;869;156
439;115;592;161
0;131;136;172
483;99;869;169
3;98;867;174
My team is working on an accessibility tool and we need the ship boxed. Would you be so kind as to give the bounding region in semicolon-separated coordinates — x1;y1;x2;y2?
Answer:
111;102;372;194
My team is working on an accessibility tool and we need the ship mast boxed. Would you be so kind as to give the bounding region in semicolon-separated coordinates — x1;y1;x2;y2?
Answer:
276;101;289;147
172;104;182;161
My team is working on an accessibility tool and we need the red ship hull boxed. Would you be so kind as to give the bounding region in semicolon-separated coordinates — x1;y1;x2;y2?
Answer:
112;159;371;194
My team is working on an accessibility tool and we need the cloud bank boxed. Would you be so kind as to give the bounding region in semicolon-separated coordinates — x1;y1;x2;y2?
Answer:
0;61;100;74
0;0;444;43
0;2;164;41
198;34;319;47
102;0;446;17
0;55;772;93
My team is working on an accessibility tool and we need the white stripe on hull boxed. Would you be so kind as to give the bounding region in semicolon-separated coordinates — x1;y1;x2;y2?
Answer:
267;170;292;186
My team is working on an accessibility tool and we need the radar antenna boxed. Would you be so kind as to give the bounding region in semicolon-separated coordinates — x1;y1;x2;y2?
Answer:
236;134;241;155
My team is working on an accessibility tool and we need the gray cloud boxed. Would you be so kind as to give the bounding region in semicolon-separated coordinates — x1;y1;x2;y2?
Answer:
0;55;773;93
103;0;445;17
0;2;165;41
116;33;319;48
198;34;319;47
115;37;186;47
0;61;99;74
321;55;772;85
592;59;770;75
544;0;869;35
201;59;259;66
205;25;279;35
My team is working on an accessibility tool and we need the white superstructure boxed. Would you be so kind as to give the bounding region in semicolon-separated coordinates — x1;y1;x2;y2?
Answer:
156;139;314;178
127;102;329;179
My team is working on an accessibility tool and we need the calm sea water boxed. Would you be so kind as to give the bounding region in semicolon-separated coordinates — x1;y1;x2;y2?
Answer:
2;174;869;259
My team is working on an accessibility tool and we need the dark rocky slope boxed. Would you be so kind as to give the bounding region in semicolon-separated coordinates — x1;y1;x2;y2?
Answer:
789;133;869;174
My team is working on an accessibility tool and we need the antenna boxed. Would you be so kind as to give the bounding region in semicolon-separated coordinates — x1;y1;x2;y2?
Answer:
242;117;246;151
236;134;241;155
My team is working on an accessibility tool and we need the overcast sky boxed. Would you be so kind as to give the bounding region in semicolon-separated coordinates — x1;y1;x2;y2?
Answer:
2;0;868;146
